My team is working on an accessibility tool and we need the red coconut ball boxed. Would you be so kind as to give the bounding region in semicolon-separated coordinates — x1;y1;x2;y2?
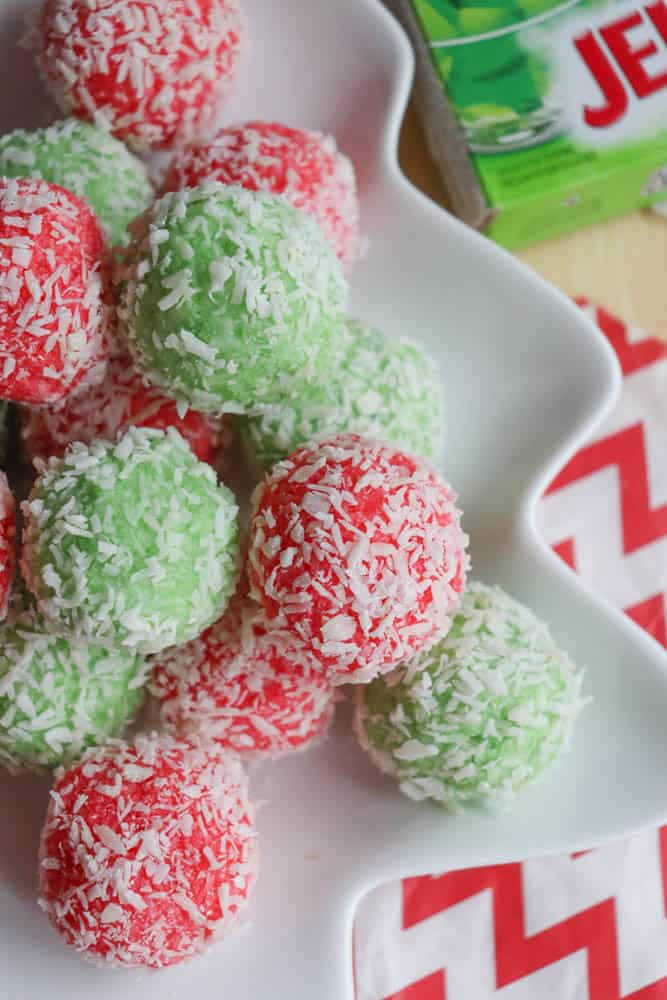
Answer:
0;178;109;405
38;735;257;969
19;353;225;466
0;474;16;618
247;434;469;684
162;121;360;266
151;594;335;759
35;0;244;150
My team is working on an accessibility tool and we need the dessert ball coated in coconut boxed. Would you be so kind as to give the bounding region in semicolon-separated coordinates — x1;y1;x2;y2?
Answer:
34;0;244;150
38;734;257;967
151;594;335;759
355;582;587;810
0;595;147;773
242;318;444;472
117;183;347;413
21;427;239;653
0;177;110;405
247;433;469;684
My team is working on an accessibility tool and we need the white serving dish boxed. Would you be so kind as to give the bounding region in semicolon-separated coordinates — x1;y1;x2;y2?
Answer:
3;2;667;998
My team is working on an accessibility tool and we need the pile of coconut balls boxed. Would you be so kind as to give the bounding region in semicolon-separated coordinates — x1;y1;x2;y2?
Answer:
0;0;587;972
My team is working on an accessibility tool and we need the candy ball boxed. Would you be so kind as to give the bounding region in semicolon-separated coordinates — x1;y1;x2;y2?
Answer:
242;318;444;472
0;473;15;618
0;178;109;405
34;0;244;150
163;121;360;266
151;595;335;759
0;599;147;773
118;183;347;413
355;582;587;810
247;434;469;684
21;427;239;653
19;353;224;467
38;735;257;968
0;119;153;245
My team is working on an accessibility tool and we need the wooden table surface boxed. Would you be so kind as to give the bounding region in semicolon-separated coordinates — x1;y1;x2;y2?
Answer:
399;102;667;337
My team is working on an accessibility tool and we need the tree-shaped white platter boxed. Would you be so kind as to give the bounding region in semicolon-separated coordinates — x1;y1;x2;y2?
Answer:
3;1;667;998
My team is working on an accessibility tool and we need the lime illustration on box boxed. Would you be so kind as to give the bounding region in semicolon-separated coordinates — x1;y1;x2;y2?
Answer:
409;0;667;247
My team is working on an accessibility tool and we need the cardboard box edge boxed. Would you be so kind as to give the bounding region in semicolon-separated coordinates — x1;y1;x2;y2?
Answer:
383;0;497;231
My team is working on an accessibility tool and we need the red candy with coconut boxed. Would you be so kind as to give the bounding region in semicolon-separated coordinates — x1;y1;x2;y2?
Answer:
0;177;109;405
38;736;258;968
247;434;469;685
35;0;244;150
19;354;225;466
151;593;335;759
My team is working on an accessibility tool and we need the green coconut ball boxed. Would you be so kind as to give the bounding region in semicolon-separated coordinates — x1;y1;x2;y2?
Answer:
0;118;153;246
21;427;240;653
0;596;147;773
241;318;445;472
117;182;347;413
355;582;586;810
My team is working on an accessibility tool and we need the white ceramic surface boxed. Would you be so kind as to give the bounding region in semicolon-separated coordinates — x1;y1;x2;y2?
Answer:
3;2;666;998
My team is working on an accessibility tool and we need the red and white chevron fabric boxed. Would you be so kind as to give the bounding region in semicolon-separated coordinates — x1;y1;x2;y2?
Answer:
354;303;667;1000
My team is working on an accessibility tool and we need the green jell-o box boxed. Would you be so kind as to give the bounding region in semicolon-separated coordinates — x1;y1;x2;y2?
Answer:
386;0;667;248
